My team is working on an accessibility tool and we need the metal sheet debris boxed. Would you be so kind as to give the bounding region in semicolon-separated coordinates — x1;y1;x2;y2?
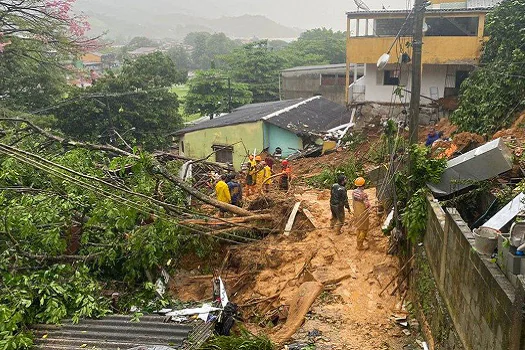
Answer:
482;193;525;230
219;277;229;308
164;304;222;318
427;138;513;197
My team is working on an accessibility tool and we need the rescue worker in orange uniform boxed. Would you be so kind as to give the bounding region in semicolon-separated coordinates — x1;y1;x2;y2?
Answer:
280;159;292;191
353;177;371;250
215;174;231;217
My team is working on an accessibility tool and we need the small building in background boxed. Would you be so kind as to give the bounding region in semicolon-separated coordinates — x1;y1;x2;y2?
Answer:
128;47;162;58
173;96;352;169
80;52;103;73
281;64;363;106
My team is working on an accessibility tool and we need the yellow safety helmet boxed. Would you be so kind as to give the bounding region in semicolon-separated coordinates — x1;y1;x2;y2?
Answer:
354;177;366;187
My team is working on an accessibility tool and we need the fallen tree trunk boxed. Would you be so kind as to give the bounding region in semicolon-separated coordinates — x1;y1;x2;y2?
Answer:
156;166;254;217
1;117;254;217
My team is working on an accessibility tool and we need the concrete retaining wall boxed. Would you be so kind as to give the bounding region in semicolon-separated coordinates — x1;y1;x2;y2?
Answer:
414;197;524;349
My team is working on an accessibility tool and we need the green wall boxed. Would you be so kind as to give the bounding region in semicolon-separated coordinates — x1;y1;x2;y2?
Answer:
180;121;264;169
263;123;303;157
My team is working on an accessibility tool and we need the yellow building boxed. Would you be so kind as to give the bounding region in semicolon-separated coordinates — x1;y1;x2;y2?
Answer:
345;0;498;105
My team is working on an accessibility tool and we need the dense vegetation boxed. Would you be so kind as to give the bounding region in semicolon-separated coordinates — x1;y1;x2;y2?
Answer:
53;52;186;151
452;0;525;135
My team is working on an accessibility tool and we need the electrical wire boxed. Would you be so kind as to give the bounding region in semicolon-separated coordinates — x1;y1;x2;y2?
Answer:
0;144;250;245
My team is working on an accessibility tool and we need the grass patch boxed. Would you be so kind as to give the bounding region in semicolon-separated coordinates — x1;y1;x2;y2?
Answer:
200;329;274;350
170;84;200;122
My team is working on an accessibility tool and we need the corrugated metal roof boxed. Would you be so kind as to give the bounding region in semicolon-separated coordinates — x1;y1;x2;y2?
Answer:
282;64;347;73
174;97;350;136
34;315;194;350
346;7;493;17
175;99;302;135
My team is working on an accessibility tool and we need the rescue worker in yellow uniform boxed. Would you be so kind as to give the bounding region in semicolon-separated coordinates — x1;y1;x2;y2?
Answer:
255;156;265;193
262;161;273;193
215;174;231;217
353;177;371;250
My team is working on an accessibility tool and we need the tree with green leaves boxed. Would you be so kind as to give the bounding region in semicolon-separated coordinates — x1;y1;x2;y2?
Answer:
0;109;263;348
184;70;253;117
0;38;68;111
53;52;186;151
167;45;192;72
279;28;346;68
221;40;284;103
451;0;525;135
183;32;239;70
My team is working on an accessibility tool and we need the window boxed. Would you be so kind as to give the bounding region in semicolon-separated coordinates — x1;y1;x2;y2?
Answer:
455;70;470;90
373;16;480;37
321;74;346;86
383;70;400;86
212;145;233;164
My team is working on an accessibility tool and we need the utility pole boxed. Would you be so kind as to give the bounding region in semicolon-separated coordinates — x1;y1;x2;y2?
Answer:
227;77;232;113
408;0;426;195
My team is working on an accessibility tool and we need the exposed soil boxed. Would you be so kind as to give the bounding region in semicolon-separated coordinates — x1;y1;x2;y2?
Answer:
171;186;419;349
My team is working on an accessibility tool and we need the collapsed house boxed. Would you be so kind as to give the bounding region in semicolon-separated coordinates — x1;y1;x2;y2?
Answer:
172;96;353;169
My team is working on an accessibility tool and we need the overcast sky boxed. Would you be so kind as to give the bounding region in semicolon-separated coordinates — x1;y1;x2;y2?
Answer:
196;0;410;30
231;0;411;30
76;0;412;34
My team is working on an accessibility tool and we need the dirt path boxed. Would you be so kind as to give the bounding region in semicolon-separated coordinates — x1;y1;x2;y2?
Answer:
282;187;414;349
172;187;416;349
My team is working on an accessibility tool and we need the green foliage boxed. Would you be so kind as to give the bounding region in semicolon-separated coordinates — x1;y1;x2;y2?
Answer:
408;145;447;190
0;120;224;347
121;52;188;88
401;189;429;243
168;46;192;72
0;38;68;112
52;52;185;151
451;0;525;135
184;70;253;117
0;264;110;350
307;156;363;189
396;145;446;242
221;41;284;103
183;32;240;70
125;37;160;51
200;329;274;350
279;28;346;67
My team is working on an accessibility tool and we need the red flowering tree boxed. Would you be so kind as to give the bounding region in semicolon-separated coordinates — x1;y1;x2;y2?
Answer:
0;0;93;53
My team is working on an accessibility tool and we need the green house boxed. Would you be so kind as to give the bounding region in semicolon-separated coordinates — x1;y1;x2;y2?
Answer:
173;96;351;169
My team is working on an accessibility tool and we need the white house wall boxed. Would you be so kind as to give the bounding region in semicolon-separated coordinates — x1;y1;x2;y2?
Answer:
363;63;451;104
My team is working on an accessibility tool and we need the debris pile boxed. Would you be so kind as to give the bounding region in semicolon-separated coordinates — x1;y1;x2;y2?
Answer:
171;187;417;349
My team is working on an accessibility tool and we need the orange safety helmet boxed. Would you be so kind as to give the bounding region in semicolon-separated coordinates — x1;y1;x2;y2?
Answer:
354;177;366;187
255;155;262;161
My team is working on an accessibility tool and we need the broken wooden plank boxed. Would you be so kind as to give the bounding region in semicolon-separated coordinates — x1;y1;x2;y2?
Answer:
302;208;318;229
284;201;302;236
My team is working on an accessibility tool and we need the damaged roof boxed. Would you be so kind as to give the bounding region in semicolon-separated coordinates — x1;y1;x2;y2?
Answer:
175;96;351;136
